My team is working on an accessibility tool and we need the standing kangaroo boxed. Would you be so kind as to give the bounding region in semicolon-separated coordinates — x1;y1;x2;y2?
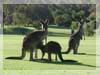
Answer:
64;20;85;54
34;19;49;58
37;41;65;62
6;30;47;61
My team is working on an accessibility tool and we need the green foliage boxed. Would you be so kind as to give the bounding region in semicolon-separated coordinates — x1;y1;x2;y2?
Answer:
71;21;78;29
3;4;96;36
13;12;29;25
55;15;65;27
3;4;53;26
32;21;41;29
84;22;95;36
54;14;71;27
84;11;96;36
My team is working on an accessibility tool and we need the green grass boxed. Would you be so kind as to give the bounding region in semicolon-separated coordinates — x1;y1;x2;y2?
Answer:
3;27;96;70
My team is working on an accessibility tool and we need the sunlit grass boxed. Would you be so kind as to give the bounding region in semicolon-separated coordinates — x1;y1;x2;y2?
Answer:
3;27;96;70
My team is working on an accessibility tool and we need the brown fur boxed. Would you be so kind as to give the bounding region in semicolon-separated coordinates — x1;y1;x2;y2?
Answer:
65;20;85;54
6;30;47;61
37;41;64;62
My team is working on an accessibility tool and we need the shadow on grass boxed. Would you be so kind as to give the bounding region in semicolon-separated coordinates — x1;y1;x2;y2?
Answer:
85;53;100;56
5;58;96;68
30;59;96;68
61;52;87;54
48;31;70;37
62;52;100;56
75;53;100;56
4;27;33;35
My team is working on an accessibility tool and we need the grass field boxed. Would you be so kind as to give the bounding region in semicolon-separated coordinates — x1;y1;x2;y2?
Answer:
3;26;96;70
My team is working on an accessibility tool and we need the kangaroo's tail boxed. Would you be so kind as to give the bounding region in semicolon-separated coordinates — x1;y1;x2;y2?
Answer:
61;38;76;54
5;56;23;60
62;59;78;62
58;52;78;62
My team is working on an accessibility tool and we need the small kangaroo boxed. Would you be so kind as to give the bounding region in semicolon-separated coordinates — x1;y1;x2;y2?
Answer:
37;41;65;62
64;20;85;54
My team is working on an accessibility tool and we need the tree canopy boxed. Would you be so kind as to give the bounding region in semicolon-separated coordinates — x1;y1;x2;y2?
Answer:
3;4;96;36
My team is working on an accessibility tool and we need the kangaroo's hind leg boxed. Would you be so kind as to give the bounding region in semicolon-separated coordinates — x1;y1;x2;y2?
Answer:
41;51;45;59
55;53;57;61
75;40;80;54
48;52;52;61
35;49;38;59
73;46;77;54
20;47;26;59
30;48;34;61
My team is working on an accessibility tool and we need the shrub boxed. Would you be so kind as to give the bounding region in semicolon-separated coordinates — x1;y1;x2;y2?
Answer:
32;21;41;29
84;22;95;36
3;26;33;35
71;21;78;29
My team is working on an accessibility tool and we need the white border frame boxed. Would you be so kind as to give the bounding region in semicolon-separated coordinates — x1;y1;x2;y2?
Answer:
1;0;100;75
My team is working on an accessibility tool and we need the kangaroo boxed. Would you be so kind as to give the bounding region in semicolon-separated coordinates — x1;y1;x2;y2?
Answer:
6;19;49;61
64;20;85;54
6;30;47;61
34;19;49;58
37;41;65;62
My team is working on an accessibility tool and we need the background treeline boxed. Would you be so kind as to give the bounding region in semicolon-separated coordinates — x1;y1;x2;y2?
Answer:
3;4;96;36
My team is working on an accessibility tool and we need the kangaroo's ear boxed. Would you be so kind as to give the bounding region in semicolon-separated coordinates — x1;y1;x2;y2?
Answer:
44;19;49;25
40;19;45;25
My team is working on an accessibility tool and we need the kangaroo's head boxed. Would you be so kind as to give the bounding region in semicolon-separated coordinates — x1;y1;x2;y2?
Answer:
40;19;49;31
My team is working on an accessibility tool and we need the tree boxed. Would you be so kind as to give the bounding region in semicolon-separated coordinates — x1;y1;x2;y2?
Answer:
3;4;96;36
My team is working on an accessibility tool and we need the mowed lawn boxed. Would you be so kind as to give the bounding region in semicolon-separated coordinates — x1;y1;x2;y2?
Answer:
3;27;96;70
